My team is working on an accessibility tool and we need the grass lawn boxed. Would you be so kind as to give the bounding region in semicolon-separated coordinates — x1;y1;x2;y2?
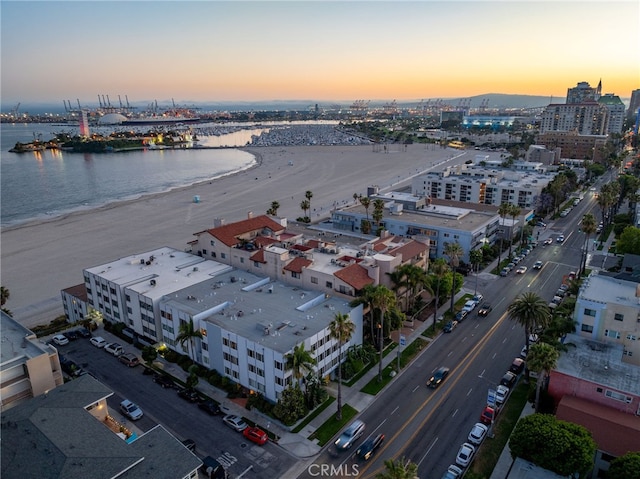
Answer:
291;396;335;434
307;403;358;446
466;380;531;478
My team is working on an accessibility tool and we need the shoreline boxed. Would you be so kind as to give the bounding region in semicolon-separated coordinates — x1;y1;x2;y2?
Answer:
1;144;465;329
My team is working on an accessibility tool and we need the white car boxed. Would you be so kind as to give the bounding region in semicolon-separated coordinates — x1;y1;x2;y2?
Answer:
52;334;69;346
222;414;248;432
104;342;124;357
515;266;527;274
467;423;488;445
461;300;477;313
442;465;463;478
495;385;510;405
120;399;143;421
90;336;107;348
455;442;476;467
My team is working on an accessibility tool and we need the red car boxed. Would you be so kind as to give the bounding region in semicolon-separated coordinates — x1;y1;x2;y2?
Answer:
480;406;495;425
243;426;268;445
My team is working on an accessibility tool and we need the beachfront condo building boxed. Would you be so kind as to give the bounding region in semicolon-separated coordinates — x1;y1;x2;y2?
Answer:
410;162;555;209
79;246;363;402
540;102;609;135
0;311;64;411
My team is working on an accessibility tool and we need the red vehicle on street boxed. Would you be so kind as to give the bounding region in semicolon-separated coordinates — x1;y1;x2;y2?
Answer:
243;426;268;445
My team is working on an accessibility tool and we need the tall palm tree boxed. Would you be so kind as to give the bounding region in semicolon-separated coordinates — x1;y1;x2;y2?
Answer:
350;284;378;347
376;456;419;479
329;312;355;420
359;196;371;222
372;285;396;381
497;202;511;268
429;259;449;331
300;199;310;220
176;318;203;362
580;213;597;275
305;190;313;214
526;342;559;412
285;343;316;387
508;204;521;258
469;249;483;296
387;267;410;313
443;242;464;314
507;292;552;376
266;200;280;216
373;198;385;230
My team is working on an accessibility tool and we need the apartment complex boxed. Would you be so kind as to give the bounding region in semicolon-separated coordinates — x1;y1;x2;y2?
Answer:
536;130;608;162
411;162;554;209
540;102;610;135
0;311;64;411
598;93;626;134
1;374;201;479
566;80;601;104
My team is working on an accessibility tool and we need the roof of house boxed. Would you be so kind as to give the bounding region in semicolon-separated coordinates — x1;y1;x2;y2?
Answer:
555;395;640;457
200;215;285;247
60;283;88;302
334;263;375;291
283;256;313;273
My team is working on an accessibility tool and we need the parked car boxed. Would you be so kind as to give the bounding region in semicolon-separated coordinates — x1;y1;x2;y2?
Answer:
536;221;547;227
441;465;463;479
495;385;510;405
477;303;492;317
500;267;510;277
52;334;69;346
443;321;458;333
455;442;476;467
62;330;80;341
512;255;521;265
559;283;569;292
454;310;468;322
198;400;220;416
243;426;268;445
335;420;365;450
118;352;140;367
152;374;174;389
104;342;124;357
480;406;496;425
515;266;527;274
462;300;477;313
520;345;529;359
77;327;92;338
182;438;196;452
500;371;517;388
201;456;228;479
467;423;488;445
222;414;248;432
472;293;484;304
356;434;385;461
533;261;543;270
178;388;201;403
427;367;450;388
555;289;566;298
60;356;85;377
90;336;107;348
120;399;143;420
509;358;525;375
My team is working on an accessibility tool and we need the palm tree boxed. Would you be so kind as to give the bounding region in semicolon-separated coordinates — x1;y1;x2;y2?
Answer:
387;267;409;313
429;259;449;331
508;204;521;258
350;284;378;347
469;249;483;296
305;190;313;214
266;200;280;216
359;196;371;222
497;202;511;268
443;242;464;314
329;312;355;420
373;198;385;230
507;292;552;376
526;342;559;412
285;343;316;387
371;285;396;381
176;318;203;362
376;456;419;479
300;199;310;221
580;213;596;275
353;192;360;205
0;286;9;307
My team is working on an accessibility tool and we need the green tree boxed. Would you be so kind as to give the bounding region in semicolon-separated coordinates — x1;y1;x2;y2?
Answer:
186;364;200;389
305;190;313;213
607;452;640;479
141;345;158;366
300;199;310;222
373;198;385;230
616;226;640;255
1;285;11;317
266;200;280;216
510;414;596;477
508;204;521;258
376;456;419;479
350;284;378;347
443;242;464;314
497;202;511;267
469;249;483;296
273;384;307;425
329;312;355;420
429;259;450;331
579;213;597;275
507;292;551;377
176;318;203;362
371;285;396;381
359;196;371;222
285;343;316;387
526;342;559;412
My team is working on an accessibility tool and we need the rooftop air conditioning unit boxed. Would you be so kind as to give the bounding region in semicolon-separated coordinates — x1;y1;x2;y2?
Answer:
150;279;156;286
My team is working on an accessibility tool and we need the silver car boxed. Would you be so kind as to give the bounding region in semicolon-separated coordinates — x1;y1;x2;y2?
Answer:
335;419;365;450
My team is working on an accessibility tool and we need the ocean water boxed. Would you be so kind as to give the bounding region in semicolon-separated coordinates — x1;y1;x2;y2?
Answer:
0;123;259;227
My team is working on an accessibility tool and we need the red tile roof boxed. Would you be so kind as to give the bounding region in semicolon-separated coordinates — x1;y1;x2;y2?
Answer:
556;395;640;456
61;283;88;302
283;257;312;273
389;240;427;262
334;263;374;291
254;236;278;248
291;244;313;252
200;215;285;247
249;249;266;263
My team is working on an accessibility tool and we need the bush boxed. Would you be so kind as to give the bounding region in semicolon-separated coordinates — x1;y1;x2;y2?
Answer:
162;349;179;363
208;370;222;386
177;355;194;371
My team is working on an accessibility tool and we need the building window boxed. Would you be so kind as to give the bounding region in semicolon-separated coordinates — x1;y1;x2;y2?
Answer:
291;272;300;279
254;261;261;268
581;324;594;333
311;277;318;284
210;240;215;246
604;329;620;339
247;349;255;358
326;281;333;288
623;349;633;357
202;249;207;256
584;308;596;317
202;342;208;351
221;253;226;259
275;360;283;370
240;257;245;263
605;390;632;403
626;334;637;341
256;351;264;362
614;313;624;322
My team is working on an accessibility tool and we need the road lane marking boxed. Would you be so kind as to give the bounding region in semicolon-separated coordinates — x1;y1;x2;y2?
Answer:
412;385;420;393
417;437;439;468
391;406;399;415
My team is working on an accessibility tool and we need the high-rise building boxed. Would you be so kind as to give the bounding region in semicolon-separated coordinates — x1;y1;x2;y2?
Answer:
540;102;609;135
598;93;626;134
78;109;90;137
628;89;640;120
567;80;602;104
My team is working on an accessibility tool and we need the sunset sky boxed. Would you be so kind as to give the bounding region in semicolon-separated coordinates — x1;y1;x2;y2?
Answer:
1;0;638;108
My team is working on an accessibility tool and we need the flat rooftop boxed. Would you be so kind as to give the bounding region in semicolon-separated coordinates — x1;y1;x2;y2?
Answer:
1;312;57;370
555;334;640;396
163;269;355;354
578;274;640;308
84;246;232;301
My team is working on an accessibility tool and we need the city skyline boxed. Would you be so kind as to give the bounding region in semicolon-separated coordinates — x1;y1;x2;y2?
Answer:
1;1;638;107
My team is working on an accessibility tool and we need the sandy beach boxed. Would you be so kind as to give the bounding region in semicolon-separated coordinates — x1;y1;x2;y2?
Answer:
1;143;467;328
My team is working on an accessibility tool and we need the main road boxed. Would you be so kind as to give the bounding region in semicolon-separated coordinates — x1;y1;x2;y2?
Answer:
297;185;604;479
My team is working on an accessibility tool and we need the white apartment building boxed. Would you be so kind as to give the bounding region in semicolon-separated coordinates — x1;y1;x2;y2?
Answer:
574;273;640;366
160;269;362;402
540;102;609;135
411;163;554;209
598;93;626;134
1;312;64;411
